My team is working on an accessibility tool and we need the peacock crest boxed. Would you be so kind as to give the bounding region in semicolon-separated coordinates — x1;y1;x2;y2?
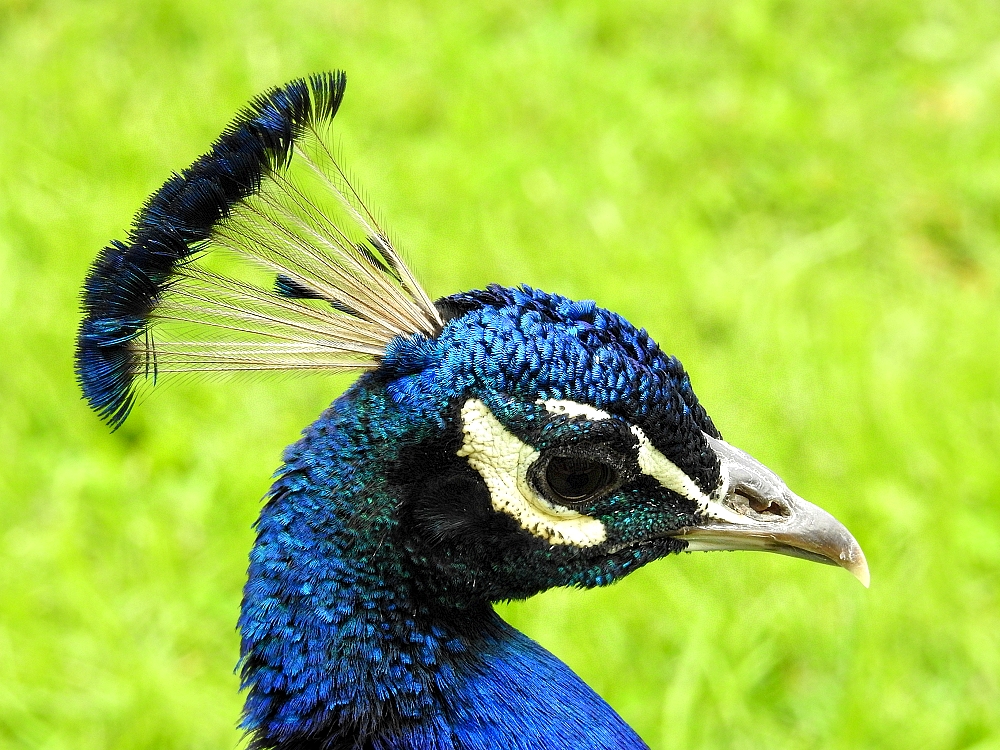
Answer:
78;72;440;428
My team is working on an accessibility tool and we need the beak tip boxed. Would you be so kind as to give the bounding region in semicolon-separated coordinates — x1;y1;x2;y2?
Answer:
852;563;871;589
844;546;870;588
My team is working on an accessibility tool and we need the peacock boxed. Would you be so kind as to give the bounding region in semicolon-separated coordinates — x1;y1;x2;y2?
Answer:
76;72;868;750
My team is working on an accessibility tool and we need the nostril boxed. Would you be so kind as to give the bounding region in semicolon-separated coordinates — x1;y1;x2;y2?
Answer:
748;497;783;515
735;488;789;517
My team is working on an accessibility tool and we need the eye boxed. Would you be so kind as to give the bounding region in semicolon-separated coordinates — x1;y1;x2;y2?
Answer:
543;456;617;504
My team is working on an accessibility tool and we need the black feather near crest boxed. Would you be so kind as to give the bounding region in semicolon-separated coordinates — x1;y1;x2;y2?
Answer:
76;72;441;428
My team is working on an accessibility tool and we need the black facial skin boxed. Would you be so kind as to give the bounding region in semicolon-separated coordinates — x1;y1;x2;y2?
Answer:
390;402;705;610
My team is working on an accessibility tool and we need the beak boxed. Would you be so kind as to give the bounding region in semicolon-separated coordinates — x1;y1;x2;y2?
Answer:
671;435;870;587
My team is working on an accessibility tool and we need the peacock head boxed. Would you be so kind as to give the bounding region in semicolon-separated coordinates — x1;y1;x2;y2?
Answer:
76;72;868;621
359;284;869;607
77;74;870;746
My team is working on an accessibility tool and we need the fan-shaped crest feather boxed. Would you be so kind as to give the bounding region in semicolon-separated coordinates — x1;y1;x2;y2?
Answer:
76;72;442;428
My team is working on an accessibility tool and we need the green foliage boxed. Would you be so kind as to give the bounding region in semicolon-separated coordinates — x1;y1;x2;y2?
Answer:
1;1;999;747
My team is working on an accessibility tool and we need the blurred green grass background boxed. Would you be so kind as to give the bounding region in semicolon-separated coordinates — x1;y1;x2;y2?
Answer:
1;1;999;748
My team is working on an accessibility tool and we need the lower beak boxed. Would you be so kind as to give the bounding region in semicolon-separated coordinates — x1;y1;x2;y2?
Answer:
671;435;870;588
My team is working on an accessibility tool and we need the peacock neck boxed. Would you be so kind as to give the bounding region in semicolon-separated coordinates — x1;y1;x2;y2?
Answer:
239;378;648;750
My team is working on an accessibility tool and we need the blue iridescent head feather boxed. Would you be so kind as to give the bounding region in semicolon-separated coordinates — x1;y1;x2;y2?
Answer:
412;285;719;463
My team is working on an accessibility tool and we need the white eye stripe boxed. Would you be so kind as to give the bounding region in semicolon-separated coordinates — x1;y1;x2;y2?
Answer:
538;399;612;421
630;425;744;525
457;399;607;547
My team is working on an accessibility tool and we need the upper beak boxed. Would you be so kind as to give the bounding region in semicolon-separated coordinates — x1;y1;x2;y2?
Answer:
671;435;870;587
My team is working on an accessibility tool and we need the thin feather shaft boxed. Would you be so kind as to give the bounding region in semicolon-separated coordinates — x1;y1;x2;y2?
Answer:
155;301;389;354
302;130;442;329
263;171;421;321
169;266;392;341
208;225;412;337
218;201;419;335
150;363;370;373
247;182;425;331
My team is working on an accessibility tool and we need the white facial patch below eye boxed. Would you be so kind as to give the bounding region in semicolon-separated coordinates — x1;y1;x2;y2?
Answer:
456;398;607;547
630;425;746;525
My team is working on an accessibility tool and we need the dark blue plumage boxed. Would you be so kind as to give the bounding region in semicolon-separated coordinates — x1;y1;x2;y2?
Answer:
77;73;869;750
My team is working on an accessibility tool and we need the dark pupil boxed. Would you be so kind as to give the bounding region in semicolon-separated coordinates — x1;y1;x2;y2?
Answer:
545;457;613;502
